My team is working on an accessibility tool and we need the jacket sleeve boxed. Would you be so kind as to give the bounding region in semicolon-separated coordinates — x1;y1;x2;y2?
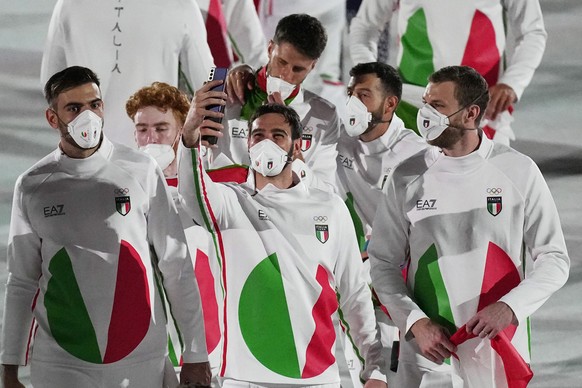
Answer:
333;196;387;382
368;173;429;337
0;177;42;365
304;106;341;193
40;0;67;86
348;0;395;65
223;0;268;69
180;0;216;92
178;142;238;233
499;162;569;323
146;161;208;363
498;0;547;100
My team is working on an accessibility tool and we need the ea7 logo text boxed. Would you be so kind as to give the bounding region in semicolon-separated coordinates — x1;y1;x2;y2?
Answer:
416;199;437;211
44;205;65;217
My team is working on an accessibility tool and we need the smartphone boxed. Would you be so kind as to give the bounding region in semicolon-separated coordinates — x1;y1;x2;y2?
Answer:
202;67;228;145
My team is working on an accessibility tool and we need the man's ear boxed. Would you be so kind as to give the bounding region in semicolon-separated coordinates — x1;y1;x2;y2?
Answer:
309;59;318;73
267;40;274;58
292;138;302;160
465;104;480;124
383;95;399;116
46;108;59;129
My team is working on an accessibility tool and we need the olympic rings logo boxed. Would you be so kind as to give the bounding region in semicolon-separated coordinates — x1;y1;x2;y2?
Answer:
313;216;328;222
487;188;502;195
114;188;129;195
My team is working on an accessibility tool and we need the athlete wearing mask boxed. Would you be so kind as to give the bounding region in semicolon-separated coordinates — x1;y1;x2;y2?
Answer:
126;82;190;186
178;84;388;387
369;66;569;387
336;62;428;385
1;66;210;388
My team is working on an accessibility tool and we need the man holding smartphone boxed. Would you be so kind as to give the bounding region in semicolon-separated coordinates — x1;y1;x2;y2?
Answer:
200;13;341;192
178;81;388;386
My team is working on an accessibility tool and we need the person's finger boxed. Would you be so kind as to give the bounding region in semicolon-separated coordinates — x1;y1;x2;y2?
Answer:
197;97;226;111
441;336;457;354
200;79;223;93
235;74;248;103
470;321;487;336
479;328;491;338
200;120;224;133
267;91;284;105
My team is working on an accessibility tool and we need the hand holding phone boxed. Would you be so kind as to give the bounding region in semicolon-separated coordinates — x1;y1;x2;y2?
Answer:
202;67;228;145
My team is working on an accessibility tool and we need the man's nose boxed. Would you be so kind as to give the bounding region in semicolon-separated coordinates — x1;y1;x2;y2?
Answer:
146;130;159;144
279;65;291;82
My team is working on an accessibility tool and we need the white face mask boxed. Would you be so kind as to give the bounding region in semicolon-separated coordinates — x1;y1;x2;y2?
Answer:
266;75;297;100
344;96;372;137
138;131;179;170
66;109;103;149
416;103;452;141
249;139;290;177
139;143;175;170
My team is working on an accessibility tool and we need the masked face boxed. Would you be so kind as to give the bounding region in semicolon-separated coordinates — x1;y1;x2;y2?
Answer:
249;139;291;177
139;143;174;170
344;96;373;137
417;103;462;141
266;75;297;100
138;125;180;170
65;109;103;149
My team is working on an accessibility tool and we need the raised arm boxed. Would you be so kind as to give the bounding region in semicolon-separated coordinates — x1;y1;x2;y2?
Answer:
349;0;396;65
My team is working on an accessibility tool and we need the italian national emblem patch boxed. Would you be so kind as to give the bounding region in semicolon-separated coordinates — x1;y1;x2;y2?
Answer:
315;224;329;244
301;134;312;152
487;196;502;216
116;196;131;216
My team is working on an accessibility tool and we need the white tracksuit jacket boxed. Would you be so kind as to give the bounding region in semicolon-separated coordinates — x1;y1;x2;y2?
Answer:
336;114;428;253
369;134;569;387
0;138;207;384
41;0;214;148
179;143;386;385
349;0;547;140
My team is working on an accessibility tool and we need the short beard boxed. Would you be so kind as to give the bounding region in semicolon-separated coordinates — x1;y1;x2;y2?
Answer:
428;125;464;149
362;105;387;136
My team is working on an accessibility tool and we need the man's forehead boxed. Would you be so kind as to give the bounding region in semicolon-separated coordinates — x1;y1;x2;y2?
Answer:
57;82;101;104
251;113;291;132
424;81;456;101
348;73;380;90
271;41;314;65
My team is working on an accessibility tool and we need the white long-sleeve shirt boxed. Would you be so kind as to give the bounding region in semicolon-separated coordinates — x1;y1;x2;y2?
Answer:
1;138;207;369
349;0;547;100
179;144;386;384
369;134;569;386
336;115;428;252
41;0;214;148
